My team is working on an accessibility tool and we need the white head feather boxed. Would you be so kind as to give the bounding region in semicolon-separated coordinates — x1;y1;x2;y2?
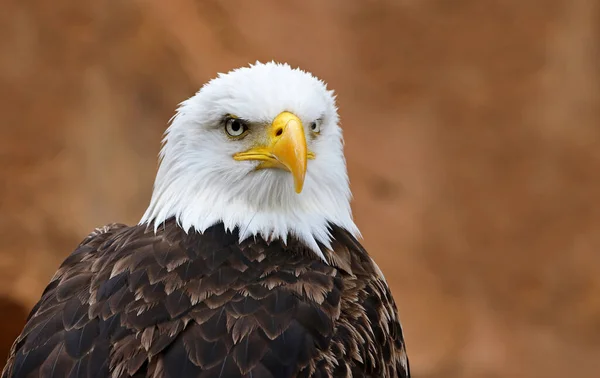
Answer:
140;61;359;260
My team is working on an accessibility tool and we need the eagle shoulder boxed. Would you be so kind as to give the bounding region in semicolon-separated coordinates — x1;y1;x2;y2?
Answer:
324;225;410;378
1;222;129;378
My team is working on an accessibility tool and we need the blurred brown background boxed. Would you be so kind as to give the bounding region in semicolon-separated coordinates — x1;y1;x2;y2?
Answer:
1;0;599;377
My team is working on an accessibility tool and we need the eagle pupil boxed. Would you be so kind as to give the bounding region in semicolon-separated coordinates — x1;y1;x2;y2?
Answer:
231;120;241;131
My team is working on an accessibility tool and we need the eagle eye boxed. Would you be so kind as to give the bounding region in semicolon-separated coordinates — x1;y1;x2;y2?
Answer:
225;117;248;137
309;120;321;134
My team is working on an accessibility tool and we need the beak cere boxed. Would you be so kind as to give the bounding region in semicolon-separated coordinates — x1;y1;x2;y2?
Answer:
233;111;309;193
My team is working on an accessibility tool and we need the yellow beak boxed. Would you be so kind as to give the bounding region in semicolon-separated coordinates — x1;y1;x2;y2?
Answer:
233;111;312;193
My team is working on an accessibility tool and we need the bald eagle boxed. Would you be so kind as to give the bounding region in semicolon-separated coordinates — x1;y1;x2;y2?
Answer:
2;62;410;378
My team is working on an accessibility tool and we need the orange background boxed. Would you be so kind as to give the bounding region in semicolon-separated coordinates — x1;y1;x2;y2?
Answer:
1;1;599;377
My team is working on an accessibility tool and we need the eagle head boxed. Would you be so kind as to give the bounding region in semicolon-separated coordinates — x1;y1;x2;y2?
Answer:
141;61;359;259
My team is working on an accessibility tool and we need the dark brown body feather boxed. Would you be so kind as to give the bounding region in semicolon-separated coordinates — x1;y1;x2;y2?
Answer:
2;219;409;378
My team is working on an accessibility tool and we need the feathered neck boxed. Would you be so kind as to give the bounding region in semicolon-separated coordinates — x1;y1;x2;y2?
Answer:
140;146;360;261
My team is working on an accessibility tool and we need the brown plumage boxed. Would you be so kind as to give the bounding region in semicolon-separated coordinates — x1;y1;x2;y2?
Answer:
2;219;409;378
